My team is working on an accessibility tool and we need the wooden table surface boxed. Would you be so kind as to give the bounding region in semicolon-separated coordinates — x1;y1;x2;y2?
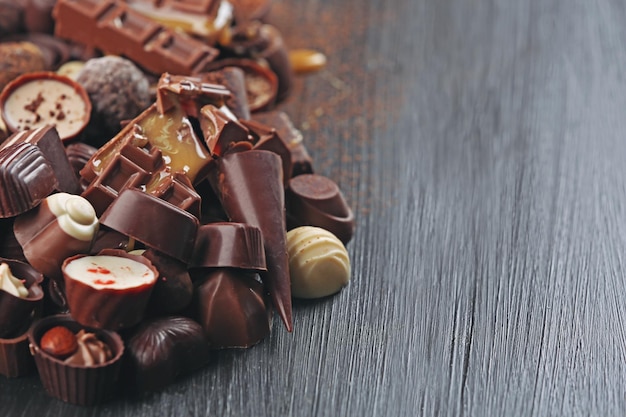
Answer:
3;0;626;415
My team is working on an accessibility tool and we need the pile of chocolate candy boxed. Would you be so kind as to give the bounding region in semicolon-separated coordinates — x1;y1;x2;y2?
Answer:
0;0;354;405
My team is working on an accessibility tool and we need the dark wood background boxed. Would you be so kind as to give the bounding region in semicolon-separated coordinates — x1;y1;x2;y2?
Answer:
3;0;626;415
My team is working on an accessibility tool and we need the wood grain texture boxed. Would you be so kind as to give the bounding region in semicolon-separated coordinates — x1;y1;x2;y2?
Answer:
3;0;626;415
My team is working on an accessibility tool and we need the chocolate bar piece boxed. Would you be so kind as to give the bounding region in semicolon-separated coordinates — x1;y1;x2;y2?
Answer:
81;103;208;216
156;72;231;116
53;0;220;76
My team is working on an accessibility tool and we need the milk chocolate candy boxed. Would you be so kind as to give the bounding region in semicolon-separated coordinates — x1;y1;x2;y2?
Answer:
99;188;199;263
156;72;231;116
253;110;314;177
14;193;99;281
2;125;81;194
193;268;271;349
81;103;212;188
123;316;209;392
191;222;266;270
53;0;220;76
62;249;159;330
199;104;251;156
28;314;124;405
216;150;292;331
0;142;58;218
286;174;355;244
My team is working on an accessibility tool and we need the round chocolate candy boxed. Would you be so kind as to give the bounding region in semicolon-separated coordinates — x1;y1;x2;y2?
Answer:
0;71;92;141
285;226;351;299
62;249;159;330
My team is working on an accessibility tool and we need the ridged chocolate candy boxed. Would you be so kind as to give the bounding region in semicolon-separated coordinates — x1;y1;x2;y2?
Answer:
0;142;57;218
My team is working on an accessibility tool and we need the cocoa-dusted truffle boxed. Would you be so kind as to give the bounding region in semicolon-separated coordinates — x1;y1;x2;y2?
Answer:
76;56;151;144
0;42;46;90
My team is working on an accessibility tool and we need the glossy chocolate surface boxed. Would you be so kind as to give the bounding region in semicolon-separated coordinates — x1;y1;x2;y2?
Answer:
123;316;209;392
191;222;266;270
53;0;220;75
2;125;81;194
99;189;199;262
286;174;355;244
0;142;57;218
215;150;292;331
0;257;44;339
193;268;271;349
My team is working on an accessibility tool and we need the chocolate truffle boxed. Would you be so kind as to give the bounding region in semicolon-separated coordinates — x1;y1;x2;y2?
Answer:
76;56;151;143
0;42;46;90
286;226;351;299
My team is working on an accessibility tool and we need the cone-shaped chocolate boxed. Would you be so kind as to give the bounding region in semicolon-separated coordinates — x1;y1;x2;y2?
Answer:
215;150;292;331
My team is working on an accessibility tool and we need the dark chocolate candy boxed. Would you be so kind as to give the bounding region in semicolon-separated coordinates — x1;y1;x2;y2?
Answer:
123;316;210;392
242;118;292;183
0;257;44;339
0;328;37;378
252;110;314;177
53;0;220;76
99;189;199;263
215;150;292;331
0;0;25;36
62;249;159;330
191;222;266;270
28;314;124;405
2;125;81;194
142;249;193;314
0;142;58;218
0;218;26;261
192;268;271;349
286;174;355;244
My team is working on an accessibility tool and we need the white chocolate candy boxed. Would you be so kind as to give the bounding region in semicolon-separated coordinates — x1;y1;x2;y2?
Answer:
286;226;351;299
47;193;98;241
0;262;28;298
63;255;157;290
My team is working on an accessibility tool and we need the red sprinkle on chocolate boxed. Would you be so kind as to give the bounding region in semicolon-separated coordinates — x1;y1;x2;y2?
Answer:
87;266;112;274
93;278;116;285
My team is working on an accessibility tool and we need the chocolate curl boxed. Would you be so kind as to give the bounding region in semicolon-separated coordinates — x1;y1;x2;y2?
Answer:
216;150;292;331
